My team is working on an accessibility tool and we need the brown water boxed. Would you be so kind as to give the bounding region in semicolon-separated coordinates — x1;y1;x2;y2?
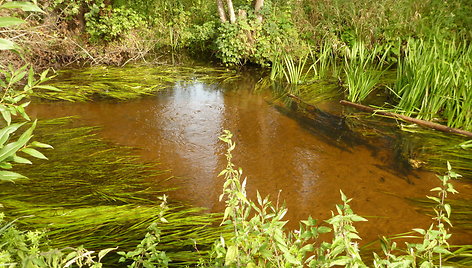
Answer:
28;76;472;245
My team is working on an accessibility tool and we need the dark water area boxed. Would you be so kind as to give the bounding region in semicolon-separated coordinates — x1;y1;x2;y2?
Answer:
27;69;472;246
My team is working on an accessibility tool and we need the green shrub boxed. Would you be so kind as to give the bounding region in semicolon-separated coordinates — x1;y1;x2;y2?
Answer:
85;7;145;43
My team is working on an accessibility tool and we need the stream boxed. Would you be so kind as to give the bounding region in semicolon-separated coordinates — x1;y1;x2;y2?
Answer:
26;65;472;248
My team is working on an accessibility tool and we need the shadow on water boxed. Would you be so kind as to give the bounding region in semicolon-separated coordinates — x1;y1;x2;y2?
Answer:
23;64;472;256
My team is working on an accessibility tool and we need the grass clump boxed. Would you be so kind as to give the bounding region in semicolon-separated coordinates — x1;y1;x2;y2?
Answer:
343;41;390;103
392;38;472;131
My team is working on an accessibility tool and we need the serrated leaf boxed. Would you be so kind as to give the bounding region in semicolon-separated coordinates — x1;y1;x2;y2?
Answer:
21;147;47;160
444;203;451;218
224;246;238;265
317;226;332;234
0;17;25;27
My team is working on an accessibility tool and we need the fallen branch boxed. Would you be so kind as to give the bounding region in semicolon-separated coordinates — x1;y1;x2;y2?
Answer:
340;100;472;138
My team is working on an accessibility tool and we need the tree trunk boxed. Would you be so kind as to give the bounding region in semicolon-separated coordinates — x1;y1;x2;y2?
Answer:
216;0;227;23
254;0;264;23
226;0;237;23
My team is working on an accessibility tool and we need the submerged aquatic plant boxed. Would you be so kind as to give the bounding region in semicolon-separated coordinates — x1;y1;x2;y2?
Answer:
3;117;223;266
33;65;241;102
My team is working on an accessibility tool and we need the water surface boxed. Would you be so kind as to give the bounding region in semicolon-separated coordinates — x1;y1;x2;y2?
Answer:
28;70;472;244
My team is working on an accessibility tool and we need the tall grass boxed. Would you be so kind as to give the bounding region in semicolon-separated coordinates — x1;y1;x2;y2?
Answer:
282;53;310;84
309;41;339;80
393;38;472;130
343;41;390;103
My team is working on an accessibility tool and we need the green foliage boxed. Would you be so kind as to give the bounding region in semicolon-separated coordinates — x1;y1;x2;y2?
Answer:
0;1;60;181
392;38;472;131
343;41;390;103
0;1;44;51
202;131;464;267
373;162;461;267
118;196;171;268
50;0;85;20
85;7;145;43
0;212;115;267
215;1;305;66
0;4;117;267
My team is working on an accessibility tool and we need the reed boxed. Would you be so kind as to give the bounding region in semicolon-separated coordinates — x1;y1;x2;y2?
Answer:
343;41;390;103
393;38;472;131
308;41;339;80
281;53;310;85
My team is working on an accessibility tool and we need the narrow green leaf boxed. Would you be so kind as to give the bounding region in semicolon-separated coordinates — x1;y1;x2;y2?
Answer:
0;162;12;169
30;141;53;149
0;17;25;27
0;121;35;162
351;215;368;222
21;147;47;160
0;2;44;12
0;38;16;50
1;110;11;125
10;71;27;85
12;155;32;164
0;170;26;181
34;85;62;92
0;122;24;145
444;203;451;218
98;247;118;262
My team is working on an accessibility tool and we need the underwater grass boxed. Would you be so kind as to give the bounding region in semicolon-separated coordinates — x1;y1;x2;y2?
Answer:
33;65;241;102
0;117;224;266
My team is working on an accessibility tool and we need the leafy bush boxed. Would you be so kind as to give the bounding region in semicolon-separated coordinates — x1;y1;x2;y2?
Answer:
85;7;145;43
215;1;306;66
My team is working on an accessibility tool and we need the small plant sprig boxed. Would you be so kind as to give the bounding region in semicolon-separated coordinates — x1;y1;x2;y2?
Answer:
309;190;368;267
216;130;303;267
374;162;461;267
118;195;171;268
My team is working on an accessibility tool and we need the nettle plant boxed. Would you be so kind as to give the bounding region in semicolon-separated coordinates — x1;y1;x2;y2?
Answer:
212;130;462;267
